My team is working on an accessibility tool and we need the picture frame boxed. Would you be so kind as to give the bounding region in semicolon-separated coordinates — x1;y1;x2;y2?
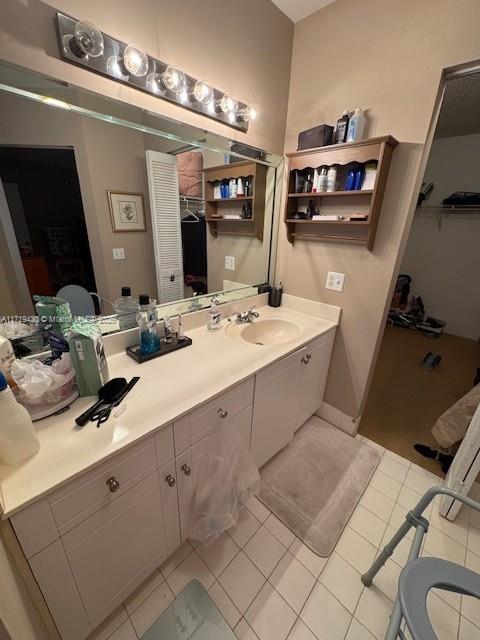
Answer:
107;191;146;232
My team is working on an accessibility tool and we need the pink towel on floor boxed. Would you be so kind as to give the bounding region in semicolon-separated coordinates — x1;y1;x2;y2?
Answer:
177;151;203;198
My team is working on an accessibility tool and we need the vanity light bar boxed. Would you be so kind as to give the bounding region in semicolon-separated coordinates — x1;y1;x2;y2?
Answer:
55;13;258;132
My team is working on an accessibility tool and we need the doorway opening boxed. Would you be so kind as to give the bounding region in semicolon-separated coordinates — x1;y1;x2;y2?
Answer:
359;71;480;476
0;145;96;307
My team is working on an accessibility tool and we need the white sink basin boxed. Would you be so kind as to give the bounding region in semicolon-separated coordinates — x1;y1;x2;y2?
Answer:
237;319;300;345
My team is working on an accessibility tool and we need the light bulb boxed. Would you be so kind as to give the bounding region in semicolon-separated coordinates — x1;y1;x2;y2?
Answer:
162;65;187;94
106;55;128;80
238;103;260;122
146;72;163;94
192;80;213;105
68;21;104;58
123;45;149;77
218;94;237;114
41;97;71;110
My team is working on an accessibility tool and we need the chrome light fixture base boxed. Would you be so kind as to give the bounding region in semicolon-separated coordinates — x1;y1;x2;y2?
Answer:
56;12;250;132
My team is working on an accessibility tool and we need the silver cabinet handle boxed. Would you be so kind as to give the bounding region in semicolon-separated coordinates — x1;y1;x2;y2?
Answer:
301;353;312;364
106;476;120;493
217;408;228;418
165;474;176;487
181;464;192;476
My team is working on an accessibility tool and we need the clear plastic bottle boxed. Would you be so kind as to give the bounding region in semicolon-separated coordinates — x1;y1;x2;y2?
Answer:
114;287;140;331
346;108;365;143
0;371;40;464
137;294;160;355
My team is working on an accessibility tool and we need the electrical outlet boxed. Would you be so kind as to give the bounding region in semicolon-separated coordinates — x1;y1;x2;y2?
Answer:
112;248;125;260
225;256;235;271
326;271;345;292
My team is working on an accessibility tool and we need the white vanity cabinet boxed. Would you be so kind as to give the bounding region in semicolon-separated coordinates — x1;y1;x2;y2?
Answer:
251;330;335;468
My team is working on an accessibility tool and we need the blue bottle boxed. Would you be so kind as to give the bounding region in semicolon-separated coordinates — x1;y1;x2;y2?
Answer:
345;169;356;191
137;294;160;355
354;167;365;190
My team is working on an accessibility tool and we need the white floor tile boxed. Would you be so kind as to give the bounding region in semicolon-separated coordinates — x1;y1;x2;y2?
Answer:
409;462;441;481
465;548;480;572
124;570;164;615
88;606;128;640
348;504;387;548
300;582;352;640
461;556;480;628
320;553;364;614
380;525;417;567
345;618;376;640
378;456;409;483
404;467;441;495
469;505;480;531
428;507;469;546
369;469;402;501
467;523;480;555
388;504;414;539
427;591;460;640
235;617;260;640
196;533;239;577
245;582;297;640
246;496;270;523
289;538;328;577
160;540;192;578
335;527;377;574
355;586;392;640
244;525;286;577
208;581;242;629
129;581;174;637
383;449;411;468
396;484;422;511
219;551;266;614
107;620;137;640
166;550;215;596
229;509;261;548
423;525;466;565
264;513;296;548
370;558;400;602
459;616;480;640
360;486;395;523
269;551;316;614
287;618;318;640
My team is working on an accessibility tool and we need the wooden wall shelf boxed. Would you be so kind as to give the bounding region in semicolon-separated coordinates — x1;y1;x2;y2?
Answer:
284;136;398;250
204;161;267;240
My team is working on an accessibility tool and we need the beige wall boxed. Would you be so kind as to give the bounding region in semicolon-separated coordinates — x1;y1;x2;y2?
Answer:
276;0;480;418
0;0;293;155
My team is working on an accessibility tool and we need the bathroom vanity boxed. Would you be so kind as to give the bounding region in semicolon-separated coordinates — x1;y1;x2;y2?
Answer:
0;295;339;640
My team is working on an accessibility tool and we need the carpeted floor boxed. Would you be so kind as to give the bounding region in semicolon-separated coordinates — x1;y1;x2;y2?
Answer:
359;325;478;474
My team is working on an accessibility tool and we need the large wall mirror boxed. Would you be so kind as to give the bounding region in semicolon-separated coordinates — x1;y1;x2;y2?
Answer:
0;62;283;356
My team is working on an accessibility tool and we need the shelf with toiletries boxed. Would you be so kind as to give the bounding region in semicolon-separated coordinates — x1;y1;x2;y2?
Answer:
284;136;398;250
204;160;267;240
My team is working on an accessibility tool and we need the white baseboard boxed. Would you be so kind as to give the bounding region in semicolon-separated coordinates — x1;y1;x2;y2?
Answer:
316;402;360;436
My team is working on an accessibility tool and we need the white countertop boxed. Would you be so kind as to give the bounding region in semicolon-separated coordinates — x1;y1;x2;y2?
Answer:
0;297;339;518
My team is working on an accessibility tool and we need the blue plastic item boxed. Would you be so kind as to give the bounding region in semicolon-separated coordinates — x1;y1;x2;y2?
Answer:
345;169;356;191
354;168;365;190
0;371;7;391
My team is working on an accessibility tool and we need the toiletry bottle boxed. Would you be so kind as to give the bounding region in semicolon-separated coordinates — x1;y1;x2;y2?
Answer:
0;335;16;388
317;167;327;192
229;178;237;198
346;108;365;143
244;179;251;197
214;182;221;199
326;166;337;192
0;371;40;465
207;308;222;331
335;110;350;144
177;315;187;341
303;173;313;193
345;168;356;191
137;294;160;355
312;169;319;193
237;177;244;197
114;286;139;330
306;199;316;219
354;166;365;190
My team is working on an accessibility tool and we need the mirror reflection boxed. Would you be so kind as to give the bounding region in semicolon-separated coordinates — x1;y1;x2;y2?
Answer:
0;65;280;357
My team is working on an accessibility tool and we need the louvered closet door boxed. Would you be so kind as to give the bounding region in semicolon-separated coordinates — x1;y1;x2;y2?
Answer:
146;151;184;303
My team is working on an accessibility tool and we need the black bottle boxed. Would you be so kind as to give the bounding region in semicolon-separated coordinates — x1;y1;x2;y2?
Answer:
335;110;350;144
303;173;313;193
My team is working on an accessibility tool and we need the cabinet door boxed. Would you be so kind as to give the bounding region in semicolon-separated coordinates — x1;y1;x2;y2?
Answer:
61;470;174;627
176;406;254;541
296;331;335;429
251;350;302;468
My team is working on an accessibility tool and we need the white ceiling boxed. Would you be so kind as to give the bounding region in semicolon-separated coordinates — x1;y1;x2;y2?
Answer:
271;0;336;23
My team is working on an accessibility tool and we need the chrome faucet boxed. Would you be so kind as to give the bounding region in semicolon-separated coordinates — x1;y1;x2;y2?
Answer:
235;306;260;324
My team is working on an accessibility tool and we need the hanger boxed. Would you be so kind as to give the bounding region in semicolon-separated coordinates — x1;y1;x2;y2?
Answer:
181;196;201;223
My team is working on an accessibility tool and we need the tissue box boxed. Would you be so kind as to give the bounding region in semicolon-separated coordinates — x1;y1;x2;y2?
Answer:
297;124;334;150
68;322;109;396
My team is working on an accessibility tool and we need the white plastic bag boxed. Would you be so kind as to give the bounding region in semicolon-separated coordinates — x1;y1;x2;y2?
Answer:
191;418;260;546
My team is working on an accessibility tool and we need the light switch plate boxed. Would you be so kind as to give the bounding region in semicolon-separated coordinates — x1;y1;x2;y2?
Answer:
225;256;235;271
112;248;125;260
326;271;345;292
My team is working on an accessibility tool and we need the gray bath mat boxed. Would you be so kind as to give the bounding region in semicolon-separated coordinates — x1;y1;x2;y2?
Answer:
259;417;380;557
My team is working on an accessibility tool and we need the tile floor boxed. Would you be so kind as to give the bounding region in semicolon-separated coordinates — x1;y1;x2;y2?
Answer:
90;432;480;640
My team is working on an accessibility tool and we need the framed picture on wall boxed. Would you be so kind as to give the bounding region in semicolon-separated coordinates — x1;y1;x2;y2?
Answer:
107;191;146;232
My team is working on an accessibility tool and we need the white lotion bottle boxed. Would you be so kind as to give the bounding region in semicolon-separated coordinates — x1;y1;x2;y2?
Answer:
346;108;365;142
0;372;40;465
